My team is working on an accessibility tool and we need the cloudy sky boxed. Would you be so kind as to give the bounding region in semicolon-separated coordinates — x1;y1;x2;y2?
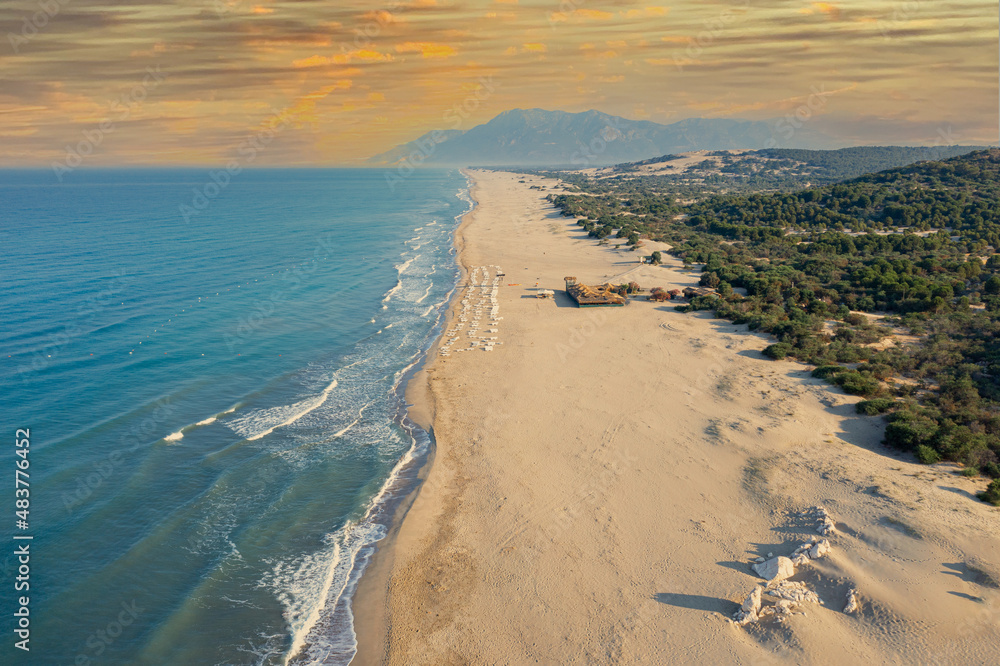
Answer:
0;0;996;165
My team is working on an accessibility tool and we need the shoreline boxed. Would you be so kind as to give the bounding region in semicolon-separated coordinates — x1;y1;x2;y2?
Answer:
360;169;999;665
351;169;479;664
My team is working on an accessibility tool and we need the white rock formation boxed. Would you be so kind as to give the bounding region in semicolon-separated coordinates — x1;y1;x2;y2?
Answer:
733;585;763;625
808;506;838;536
768;581;820;604
753;556;795;583
809;539;831;559
844;588;860;614
758;598;801;620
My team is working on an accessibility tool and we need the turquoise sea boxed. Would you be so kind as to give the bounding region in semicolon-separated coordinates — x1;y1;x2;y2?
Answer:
0;168;470;664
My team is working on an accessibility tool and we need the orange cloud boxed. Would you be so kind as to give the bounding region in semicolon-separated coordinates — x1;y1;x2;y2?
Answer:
251;6;273;14
623;7;669;19
646;57;686;66
283;80;354;124
395;42;458;58
361;10;399;24
334;50;394;64
293;50;394;67
522;43;547;53
577;9;613;20
549;8;614;22
800;2;841;19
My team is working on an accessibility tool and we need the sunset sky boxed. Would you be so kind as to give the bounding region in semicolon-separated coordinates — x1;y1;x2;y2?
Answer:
0;0;996;166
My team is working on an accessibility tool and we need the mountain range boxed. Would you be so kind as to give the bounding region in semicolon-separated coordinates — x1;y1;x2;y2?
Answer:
366;108;840;167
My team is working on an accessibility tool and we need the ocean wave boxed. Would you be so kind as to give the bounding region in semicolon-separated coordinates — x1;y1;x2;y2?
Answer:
275;520;386;666
393;254;420;275
278;423;427;666
227;380;338;442
380;280;402;304
266;175;475;666
163;404;242;443
197;404;238;426
415;283;433;304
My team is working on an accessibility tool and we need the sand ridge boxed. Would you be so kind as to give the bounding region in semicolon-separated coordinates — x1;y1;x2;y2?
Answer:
361;169;1000;665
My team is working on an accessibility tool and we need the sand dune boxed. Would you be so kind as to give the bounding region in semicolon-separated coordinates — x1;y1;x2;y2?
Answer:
357;169;1000;665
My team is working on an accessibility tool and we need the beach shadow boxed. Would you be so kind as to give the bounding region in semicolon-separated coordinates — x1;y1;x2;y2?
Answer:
939;486;978;501
654;592;738;616
518;292;571;307
716;560;753;574
947;591;984;602
551;292;579;309
941;562;992;586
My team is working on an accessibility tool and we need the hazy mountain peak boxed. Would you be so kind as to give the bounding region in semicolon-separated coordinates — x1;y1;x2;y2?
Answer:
367;108;836;168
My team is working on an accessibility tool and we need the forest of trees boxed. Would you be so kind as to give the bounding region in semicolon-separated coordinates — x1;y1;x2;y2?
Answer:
546;149;1000;505
539;145;988;204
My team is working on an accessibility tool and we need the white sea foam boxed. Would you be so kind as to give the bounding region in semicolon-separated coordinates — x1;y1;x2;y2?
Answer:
269;178;471;665
381;280;402;304
278;422;422;666
394;254;420;275
195;404;239;427
227;380;338;442
415;283;433;304
165;431;184;442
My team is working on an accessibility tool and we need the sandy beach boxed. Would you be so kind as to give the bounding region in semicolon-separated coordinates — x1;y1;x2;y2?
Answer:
357;169;1000;665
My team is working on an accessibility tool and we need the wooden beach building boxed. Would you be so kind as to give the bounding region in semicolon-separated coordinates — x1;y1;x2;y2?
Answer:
564;277;627;307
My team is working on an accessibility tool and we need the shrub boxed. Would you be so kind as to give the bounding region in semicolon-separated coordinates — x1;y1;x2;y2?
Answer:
812;365;843;379
983;461;1000;479
985;275;1000;295
763;343;793;360
916;444;942;464
884;412;938;451
978;479;1000;506
832;371;881;397
650;250;663;265
856;398;894;415
862;362;895;381
845;312;868;326
960;467;979;477
649;287;671;302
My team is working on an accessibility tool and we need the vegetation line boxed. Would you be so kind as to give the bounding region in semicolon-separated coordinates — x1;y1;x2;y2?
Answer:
539;148;1000;506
